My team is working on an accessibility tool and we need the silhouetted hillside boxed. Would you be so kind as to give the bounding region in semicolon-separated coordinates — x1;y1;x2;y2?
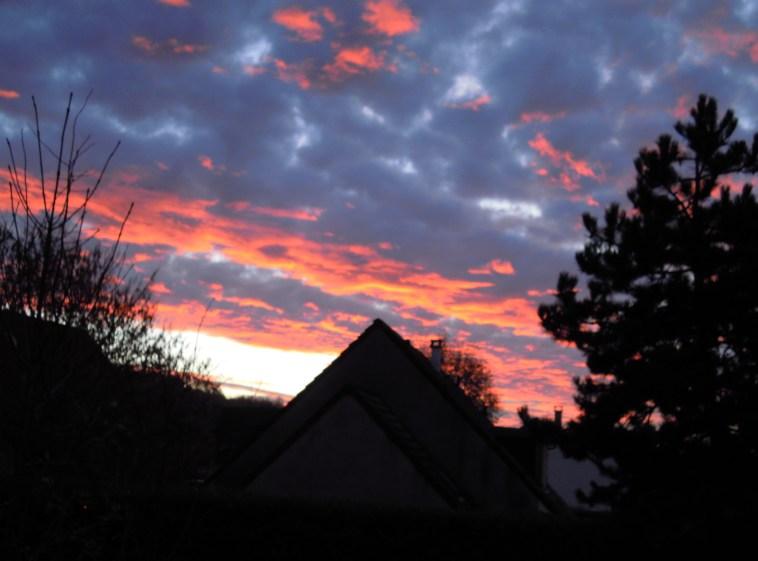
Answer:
0;311;225;492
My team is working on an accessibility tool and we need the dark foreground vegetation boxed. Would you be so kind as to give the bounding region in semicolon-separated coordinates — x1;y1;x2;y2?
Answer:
2;490;752;560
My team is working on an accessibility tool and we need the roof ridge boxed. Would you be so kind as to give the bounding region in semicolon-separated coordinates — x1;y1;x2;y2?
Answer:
209;318;562;514
349;388;471;509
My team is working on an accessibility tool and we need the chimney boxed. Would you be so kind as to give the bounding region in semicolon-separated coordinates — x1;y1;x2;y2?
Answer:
554;406;563;428
430;339;444;372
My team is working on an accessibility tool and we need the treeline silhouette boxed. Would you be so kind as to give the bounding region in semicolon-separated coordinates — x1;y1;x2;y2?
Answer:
0;312;285;558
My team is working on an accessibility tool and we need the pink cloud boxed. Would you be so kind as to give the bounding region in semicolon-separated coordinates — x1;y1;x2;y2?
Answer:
519;110;566;124
671;95;691;119
243;64;267;76
689;26;758;62
321;7;337;24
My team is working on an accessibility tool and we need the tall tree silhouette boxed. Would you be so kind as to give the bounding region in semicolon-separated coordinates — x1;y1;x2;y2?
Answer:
538;95;758;513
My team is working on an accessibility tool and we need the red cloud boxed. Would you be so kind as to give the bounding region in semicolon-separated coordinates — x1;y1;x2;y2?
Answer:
132;35;207;56
158;0;190;7
363;0;419;37
324;46;387;81
275;59;312;90
272;7;325;42
0;89;20;99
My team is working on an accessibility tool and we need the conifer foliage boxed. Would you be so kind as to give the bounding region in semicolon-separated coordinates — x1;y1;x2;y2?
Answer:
538;95;758;512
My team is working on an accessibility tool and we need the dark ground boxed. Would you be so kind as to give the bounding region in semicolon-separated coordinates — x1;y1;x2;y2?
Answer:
1;487;752;560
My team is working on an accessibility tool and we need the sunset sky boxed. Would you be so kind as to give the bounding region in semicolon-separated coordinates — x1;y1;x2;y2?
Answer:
2;0;757;423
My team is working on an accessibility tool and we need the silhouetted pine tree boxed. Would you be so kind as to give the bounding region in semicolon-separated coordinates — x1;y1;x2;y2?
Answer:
538;95;758;515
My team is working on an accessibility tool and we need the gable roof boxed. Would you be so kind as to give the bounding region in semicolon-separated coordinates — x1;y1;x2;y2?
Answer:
211;319;562;513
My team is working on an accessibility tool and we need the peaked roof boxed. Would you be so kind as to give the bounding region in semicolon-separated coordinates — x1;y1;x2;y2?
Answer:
211;319;561;513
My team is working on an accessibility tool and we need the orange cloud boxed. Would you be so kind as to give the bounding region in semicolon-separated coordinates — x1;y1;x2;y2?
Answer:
490;260;516;275
2;165;578;419
0;89;20;99
402;336;581;424
273;7;324;42
528;132;603;191
1;167;550;357
158;0;190;7
324;46;387;81
468;259;516;276
363;0;419;37
132;35;208;56
275;59;312;90
206;282;283;314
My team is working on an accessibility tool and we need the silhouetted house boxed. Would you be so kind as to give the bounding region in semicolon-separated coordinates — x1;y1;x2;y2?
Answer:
211;319;561;513
495;425;610;512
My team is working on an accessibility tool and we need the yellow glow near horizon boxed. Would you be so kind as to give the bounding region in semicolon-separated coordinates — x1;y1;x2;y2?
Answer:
173;330;337;400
